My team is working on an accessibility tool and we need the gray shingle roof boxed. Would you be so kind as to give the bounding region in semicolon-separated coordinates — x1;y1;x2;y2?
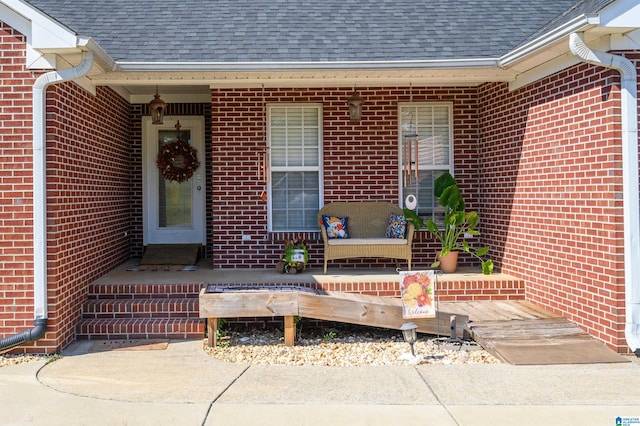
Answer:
25;0;614;63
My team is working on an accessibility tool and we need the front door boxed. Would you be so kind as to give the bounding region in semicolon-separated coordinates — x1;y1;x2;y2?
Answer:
143;116;205;245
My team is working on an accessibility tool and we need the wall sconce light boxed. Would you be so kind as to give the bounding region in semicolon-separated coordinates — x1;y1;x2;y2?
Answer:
347;90;363;121
401;322;418;357
149;86;167;124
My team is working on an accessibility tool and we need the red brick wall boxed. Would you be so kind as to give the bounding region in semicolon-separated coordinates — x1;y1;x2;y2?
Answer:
0;23;38;351
478;59;633;351
0;20;132;352
43;84;131;352
211;87;483;269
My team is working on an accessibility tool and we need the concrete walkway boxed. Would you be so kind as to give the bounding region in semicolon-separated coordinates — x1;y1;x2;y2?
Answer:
1;339;639;426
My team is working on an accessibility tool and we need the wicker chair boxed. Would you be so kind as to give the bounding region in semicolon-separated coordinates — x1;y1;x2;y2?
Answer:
318;201;415;273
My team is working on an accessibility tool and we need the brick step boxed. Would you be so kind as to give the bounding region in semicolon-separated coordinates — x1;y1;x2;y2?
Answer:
76;318;205;340
86;283;202;299
82;298;200;320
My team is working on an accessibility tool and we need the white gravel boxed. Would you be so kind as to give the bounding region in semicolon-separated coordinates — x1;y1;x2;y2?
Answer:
204;326;499;366
0;353;57;368
2;326;499;368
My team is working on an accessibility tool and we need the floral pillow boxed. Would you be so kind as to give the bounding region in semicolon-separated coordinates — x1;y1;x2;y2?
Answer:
321;215;349;239
385;213;407;238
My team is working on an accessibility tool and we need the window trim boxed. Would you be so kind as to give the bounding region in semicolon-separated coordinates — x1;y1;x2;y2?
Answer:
397;101;454;220
267;103;324;232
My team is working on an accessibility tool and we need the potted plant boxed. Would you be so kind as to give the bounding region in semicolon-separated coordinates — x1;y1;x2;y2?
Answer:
276;237;308;274
425;172;493;274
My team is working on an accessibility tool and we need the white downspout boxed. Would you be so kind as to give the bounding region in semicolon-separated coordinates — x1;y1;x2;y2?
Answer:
569;32;640;354
31;51;94;320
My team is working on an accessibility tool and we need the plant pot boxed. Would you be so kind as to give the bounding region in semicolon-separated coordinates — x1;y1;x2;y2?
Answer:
437;251;459;273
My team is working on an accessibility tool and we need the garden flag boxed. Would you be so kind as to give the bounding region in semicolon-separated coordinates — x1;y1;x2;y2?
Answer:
399;270;436;319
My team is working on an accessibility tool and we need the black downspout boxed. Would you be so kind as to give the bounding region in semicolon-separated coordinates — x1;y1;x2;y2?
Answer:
0;318;48;353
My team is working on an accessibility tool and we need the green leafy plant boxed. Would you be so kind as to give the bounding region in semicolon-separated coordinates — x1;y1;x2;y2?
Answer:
294;315;303;341
216;318;230;347
426;172;493;275
279;237;308;274
323;331;337;341
403;207;426;230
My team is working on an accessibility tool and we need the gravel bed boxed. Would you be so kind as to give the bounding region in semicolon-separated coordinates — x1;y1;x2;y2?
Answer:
204;325;499;366
0;353;57;368
2;326;499;368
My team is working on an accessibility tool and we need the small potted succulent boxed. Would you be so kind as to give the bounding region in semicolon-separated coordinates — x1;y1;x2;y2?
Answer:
276;237;308;274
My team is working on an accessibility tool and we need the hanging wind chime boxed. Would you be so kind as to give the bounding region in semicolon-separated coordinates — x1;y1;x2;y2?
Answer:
258;84;269;202
403;84;419;186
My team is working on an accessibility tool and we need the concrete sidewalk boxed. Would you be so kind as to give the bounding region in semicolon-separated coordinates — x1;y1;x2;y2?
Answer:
1;339;639;426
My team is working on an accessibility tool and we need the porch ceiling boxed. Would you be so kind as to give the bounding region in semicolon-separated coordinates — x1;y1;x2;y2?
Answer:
89;66;518;101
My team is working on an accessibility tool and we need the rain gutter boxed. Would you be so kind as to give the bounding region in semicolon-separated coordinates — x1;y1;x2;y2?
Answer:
569;32;640;354
500;15;599;66
0;51;94;353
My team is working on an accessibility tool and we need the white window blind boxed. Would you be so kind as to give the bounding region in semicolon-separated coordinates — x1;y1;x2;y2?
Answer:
269;105;322;231
399;103;453;225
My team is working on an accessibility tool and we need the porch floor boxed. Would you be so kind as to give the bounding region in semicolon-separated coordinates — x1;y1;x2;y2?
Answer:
94;259;513;288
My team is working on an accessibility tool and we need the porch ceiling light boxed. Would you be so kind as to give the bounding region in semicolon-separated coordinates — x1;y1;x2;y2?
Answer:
149;86;167;124
347;90;363;121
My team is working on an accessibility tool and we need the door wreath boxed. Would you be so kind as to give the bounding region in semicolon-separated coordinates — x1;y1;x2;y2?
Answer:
156;138;200;183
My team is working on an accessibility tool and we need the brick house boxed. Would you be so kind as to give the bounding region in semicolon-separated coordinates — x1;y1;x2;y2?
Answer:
1;0;639;355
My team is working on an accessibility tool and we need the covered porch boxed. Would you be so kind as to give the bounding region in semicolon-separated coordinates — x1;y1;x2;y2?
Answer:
92;260;524;298
84;261;629;364
78;260;525;341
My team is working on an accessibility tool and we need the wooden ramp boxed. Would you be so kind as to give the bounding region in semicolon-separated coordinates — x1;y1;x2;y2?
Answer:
199;288;628;365
199;287;469;347
468;317;628;365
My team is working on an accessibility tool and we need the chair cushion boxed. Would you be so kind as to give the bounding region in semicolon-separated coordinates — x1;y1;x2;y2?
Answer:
327;238;407;246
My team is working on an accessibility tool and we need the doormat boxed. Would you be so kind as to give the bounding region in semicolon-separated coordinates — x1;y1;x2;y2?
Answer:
87;339;169;352
135;244;200;271
128;264;199;272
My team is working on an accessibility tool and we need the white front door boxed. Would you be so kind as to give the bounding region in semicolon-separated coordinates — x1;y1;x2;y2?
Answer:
143;116;206;245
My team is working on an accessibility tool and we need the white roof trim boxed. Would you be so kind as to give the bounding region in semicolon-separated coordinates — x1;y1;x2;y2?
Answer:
509;35;612;91
499;14;599;66
599;0;640;28
114;58;501;73
0;0;79;68
611;29;640;50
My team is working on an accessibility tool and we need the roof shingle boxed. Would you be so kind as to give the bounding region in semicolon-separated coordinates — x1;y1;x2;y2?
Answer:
24;0;614;63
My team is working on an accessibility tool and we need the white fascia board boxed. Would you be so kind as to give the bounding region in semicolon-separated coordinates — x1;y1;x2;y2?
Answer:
114;58;500;73
509;55;582;91
0;0;78;68
598;0;640;28
611;29;640;50
500;15;599;67
130;93;211;103
509;35;612;91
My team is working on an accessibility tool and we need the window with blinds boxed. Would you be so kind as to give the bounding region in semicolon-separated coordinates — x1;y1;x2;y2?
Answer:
399;103;453;226
269;104;323;231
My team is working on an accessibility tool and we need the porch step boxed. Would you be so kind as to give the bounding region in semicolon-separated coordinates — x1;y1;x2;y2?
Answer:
82;298;200;319
77;283;205;340
86;283;203;299
76;318;204;340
